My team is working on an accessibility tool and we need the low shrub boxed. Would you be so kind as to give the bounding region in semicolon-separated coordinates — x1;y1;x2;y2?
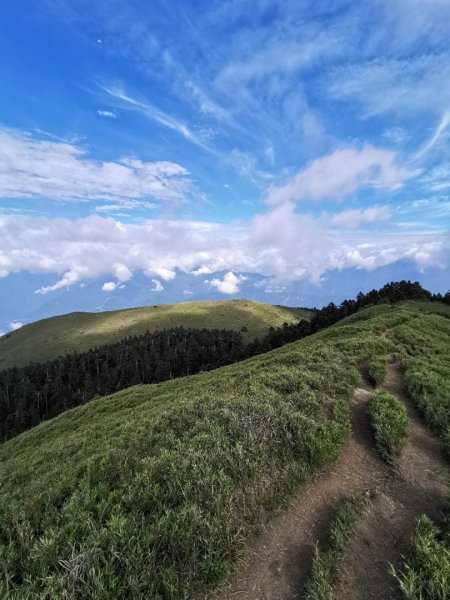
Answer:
367;357;387;386
368;390;408;462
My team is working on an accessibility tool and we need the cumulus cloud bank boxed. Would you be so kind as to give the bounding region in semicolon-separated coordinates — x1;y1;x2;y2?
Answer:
0;212;446;294
0;128;191;203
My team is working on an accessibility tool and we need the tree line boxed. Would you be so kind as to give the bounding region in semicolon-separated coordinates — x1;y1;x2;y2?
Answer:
0;280;448;443
0;327;243;442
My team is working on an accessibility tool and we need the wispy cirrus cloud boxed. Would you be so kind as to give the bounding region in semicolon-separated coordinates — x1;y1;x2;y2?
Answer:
0;127;192;203
101;84;215;153
414;111;450;159
328;54;450;119
95;200;157;214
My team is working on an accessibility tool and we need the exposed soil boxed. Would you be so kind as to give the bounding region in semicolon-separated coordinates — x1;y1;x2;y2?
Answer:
212;362;449;600
334;361;449;600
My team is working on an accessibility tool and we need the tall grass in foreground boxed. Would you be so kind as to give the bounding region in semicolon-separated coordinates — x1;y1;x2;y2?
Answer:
304;494;371;600
0;346;356;600
368;390;408;462
391;515;450;600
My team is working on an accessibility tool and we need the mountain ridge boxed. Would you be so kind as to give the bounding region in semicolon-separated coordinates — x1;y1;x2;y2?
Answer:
0;299;307;370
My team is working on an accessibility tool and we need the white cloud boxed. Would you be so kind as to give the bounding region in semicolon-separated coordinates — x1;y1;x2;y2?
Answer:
102;281;117;292
97;110;117;118
0;213;446;294
0;128;191;203
150;279;164;292
206;271;247;294
191;265;212;276
9;321;24;331
37;269;88;294
154;268;176;281
329;205;392;229
113;262;133;282
266;146;416;205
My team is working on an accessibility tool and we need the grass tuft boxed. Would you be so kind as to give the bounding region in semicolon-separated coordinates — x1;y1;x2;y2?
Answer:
390;514;450;600
367;357;387;386
304;493;370;600
368;390;408;462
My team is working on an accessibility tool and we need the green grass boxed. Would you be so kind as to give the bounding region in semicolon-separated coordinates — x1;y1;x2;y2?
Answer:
367;357;387;386
390;304;450;454
304;494;371;600
0;299;307;369
368;390;408;462
0;301;448;599
390;515;450;600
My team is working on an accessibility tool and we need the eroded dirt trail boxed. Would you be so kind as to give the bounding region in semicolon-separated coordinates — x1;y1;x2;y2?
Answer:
213;381;388;600
334;362;450;599
212;362;450;600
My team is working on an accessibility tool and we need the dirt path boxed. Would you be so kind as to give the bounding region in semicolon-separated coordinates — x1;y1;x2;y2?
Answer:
213;379;388;600
212;362;449;600
334;361;450;599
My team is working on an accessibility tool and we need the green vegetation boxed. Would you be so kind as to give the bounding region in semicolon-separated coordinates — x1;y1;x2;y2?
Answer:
367;357;387;386
0;299;307;369
304;494;370;600
391;303;450;453
0;301;448;598
368;390;408;462
391;515;450;600
0;345;356;599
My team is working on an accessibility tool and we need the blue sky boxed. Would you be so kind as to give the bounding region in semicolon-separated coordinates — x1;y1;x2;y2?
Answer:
0;0;449;329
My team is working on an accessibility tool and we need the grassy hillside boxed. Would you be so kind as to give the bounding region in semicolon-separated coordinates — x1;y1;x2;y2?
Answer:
0;299;306;369
0;301;448;599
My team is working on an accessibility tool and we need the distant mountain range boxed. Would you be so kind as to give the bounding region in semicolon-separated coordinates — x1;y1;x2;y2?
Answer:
0;260;448;334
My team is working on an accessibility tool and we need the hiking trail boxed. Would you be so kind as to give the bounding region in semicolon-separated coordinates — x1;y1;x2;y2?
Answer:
212;361;449;600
